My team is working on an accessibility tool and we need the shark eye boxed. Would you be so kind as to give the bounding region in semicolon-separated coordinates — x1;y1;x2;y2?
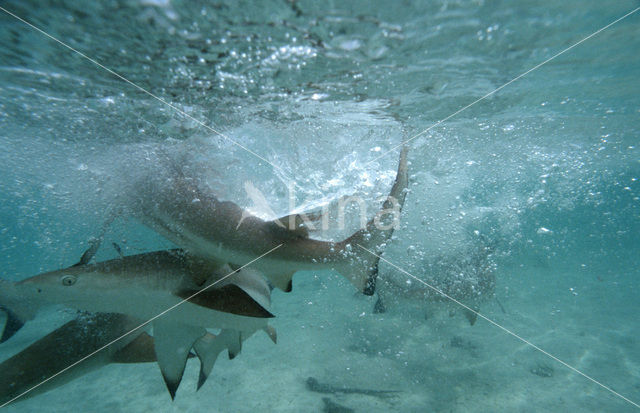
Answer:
61;275;77;286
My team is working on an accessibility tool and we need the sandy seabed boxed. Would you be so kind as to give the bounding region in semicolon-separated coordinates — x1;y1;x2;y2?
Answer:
2;263;638;413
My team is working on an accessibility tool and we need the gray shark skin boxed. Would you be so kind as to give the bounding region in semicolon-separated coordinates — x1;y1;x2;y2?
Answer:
0;311;254;405
125;147;409;294
0;313;155;406
6;249;273;331
0;249;276;400
375;240;497;325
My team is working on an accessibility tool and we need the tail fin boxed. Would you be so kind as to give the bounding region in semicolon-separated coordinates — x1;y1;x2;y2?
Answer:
0;307;24;343
339;146;409;295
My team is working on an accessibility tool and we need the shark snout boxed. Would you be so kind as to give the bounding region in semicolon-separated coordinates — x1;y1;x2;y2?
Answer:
17;272;75;299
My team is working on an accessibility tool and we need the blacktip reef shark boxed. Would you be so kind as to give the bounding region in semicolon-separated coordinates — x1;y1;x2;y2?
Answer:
0;313;157;406
123;146;409;295
374;239;497;325
0;312;272;405
0;249;277;400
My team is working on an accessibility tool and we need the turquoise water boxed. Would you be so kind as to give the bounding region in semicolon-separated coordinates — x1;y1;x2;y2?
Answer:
0;1;639;411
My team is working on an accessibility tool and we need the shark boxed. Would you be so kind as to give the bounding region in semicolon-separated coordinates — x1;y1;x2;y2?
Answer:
374;238;497;325
0;311;267;406
0;313;156;406
0;248;277;399
122;146;409;295
0;148;408;401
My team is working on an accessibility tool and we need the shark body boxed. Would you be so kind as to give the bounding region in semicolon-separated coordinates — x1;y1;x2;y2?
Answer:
0;313;155;406
374;240;497;325
0;148;409;402
0;249;276;399
125;147;409;294
9;249;272;332
0;311;262;405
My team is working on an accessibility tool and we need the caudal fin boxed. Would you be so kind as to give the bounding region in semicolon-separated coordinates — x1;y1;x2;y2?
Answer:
339;146;409;295
0;280;37;342
0;307;24;343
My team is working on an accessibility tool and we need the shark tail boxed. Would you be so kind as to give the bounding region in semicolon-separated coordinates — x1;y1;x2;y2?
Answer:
0;307;24;343
0;280;37;342
338;146;409;295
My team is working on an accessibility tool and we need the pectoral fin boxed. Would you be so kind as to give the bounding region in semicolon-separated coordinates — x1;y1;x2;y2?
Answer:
153;319;206;400
176;284;274;318
192;331;232;390
262;324;277;344
225;329;242;359
222;267;272;311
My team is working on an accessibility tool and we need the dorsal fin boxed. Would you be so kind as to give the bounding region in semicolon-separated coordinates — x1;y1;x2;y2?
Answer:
73;238;102;267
